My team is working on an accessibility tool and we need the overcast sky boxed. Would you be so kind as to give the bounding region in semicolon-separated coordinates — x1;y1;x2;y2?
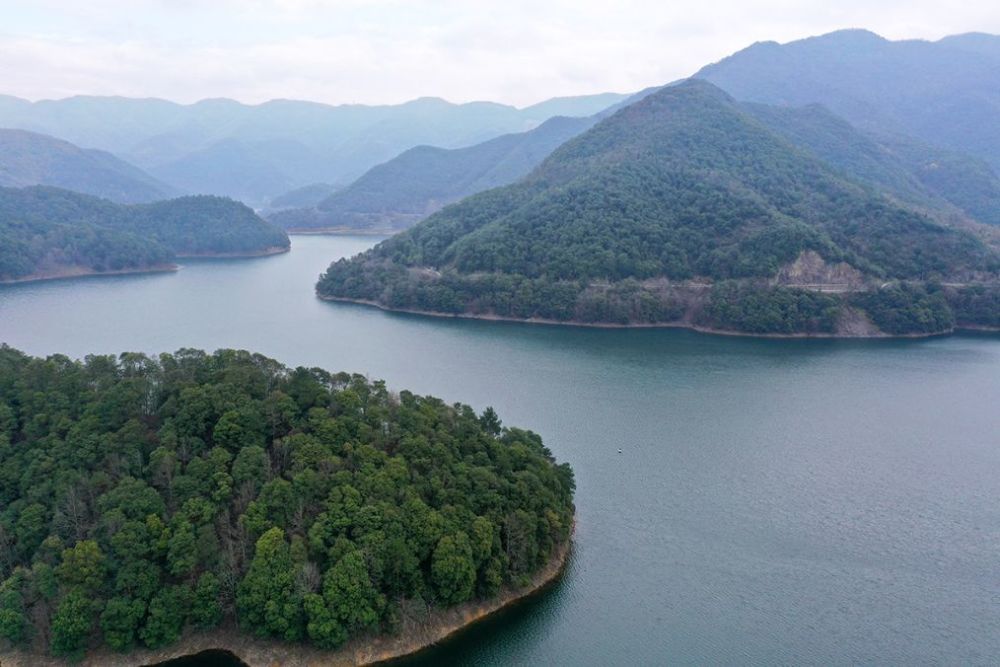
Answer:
2;0;998;107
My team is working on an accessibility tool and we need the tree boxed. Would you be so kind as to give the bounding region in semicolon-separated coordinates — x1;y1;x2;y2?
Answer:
236;527;303;641
303;593;347;649
57;540;106;594
431;533;476;605
479;407;502;437
14;503;48;560
232;444;269;492
323;551;383;632
191;572;223;629
50;590;94;657
100;596;146;651
0;575;26;643
166;519;197;577
139;584;190;648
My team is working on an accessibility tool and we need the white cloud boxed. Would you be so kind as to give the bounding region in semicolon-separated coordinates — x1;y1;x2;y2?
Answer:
0;0;998;106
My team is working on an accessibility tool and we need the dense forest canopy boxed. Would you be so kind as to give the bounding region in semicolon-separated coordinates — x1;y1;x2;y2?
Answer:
0;347;574;660
743;103;1000;227
0;186;289;281
316;80;1000;335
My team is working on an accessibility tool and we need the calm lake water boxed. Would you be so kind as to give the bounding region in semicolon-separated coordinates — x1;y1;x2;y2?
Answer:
2;235;998;665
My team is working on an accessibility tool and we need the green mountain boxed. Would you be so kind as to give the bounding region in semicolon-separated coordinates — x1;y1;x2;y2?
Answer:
316;81;999;336
743;103;1000;227
0;129;175;204
270;115;598;232
0;346;573;659
695;29;1000;171
0;186;289;282
0;92;629;204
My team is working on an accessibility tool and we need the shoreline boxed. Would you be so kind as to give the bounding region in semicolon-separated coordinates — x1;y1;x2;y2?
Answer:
287;228;393;236
0;247;291;286
0;263;179;286
315;295;997;339
0;536;572;667
176;245;291;259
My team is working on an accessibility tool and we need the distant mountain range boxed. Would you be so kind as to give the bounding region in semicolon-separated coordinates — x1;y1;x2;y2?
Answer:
274;74;1000;234
0;92;629;205
0;129;175;204
268;114;599;232
268;87;662;232
695;30;1000;171
317;80;999;336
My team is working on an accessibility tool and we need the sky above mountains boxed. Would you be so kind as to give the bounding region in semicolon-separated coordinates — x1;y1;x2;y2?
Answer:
3;0;999;107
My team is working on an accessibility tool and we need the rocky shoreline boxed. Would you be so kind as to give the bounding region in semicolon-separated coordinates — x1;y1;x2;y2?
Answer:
0;263;180;285
175;245;291;259
316;295;991;339
0;246;291;286
0;536;572;667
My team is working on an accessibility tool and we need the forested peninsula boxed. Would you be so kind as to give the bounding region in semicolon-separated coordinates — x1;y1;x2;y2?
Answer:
0;187;290;283
0;347;575;664
316;81;1000;337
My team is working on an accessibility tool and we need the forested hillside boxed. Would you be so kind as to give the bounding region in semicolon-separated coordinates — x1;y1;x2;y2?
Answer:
316;80;1000;336
0;129;175;204
0;187;289;282
744;103;1000;227
0;347;574;660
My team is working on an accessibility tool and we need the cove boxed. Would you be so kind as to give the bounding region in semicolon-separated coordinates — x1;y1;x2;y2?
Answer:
1;235;998;665
147;650;248;667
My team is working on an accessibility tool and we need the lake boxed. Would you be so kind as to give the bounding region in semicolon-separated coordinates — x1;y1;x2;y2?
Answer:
1;235;998;665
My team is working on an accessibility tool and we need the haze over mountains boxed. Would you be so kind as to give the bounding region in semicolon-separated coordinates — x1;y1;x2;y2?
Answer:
0;129;175;204
270;88;661;232
269;114;600;232
696;30;1000;171
0;92;629;205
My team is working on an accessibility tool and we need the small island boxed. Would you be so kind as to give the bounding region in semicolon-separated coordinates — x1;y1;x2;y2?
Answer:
315;81;1000;338
0;186;291;284
0;347;574;664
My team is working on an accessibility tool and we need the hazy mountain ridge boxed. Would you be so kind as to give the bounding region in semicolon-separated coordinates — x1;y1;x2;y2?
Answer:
270;114;599;232
0;128;176;204
0;92;629;204
266;182;341;211
269;87;661;232
695;29;1000;171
